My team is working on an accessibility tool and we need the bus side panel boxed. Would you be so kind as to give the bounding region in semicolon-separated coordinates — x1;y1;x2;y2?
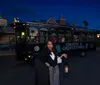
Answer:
56;42;96;56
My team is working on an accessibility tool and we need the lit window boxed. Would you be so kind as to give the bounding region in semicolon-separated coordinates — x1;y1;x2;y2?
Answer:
97;34;100;38
97;35;99;38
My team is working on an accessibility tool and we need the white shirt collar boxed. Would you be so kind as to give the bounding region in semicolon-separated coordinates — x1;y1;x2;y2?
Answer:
50;52;55;60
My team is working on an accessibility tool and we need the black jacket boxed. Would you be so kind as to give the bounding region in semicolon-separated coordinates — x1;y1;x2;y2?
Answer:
36;48;58;67
34;48;64;85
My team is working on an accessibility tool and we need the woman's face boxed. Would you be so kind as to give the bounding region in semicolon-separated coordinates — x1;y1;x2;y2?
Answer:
47;41;53;50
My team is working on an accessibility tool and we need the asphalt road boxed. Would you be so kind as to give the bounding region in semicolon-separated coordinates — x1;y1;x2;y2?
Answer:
0;51;100;85
64;52;100;85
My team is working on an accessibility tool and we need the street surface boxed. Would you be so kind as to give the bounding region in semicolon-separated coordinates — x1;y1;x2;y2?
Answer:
0;51;100;85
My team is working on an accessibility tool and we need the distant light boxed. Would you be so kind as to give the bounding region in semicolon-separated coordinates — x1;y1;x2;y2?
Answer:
97;34;100;38
28;55;31;58
97;35;100;38
21;32;25;36
17;36;20;38
17;21;19;22
25;58;27;61
23;24;25;25
27;24;29;25
71;28;73;30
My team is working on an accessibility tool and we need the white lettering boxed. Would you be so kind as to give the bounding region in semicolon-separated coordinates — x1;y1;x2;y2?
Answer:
62;43;85;51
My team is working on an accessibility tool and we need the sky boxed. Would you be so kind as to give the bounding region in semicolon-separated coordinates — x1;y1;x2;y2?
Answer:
0;0;100;29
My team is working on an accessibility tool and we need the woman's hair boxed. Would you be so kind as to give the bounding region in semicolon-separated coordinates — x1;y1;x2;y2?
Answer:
44;40;57;53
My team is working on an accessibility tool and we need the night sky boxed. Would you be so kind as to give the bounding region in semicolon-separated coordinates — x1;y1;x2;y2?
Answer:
0;0;100;29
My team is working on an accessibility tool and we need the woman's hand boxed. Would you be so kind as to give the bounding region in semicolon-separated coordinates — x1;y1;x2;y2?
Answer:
61;53;67;58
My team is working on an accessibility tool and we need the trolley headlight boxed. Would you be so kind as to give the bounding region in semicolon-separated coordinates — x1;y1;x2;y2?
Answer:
25;58;27;61
21;32;25;36
28;55;34;59
28;55;31;58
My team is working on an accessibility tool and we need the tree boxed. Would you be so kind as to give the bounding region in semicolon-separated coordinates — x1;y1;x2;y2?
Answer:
83;20;88;28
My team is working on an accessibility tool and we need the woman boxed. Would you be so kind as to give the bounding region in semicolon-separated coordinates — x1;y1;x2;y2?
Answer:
34;40;67;85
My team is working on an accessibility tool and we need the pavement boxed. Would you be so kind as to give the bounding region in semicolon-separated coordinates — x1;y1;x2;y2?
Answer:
0;47;99;67
0;50;24;68
0;51;100;85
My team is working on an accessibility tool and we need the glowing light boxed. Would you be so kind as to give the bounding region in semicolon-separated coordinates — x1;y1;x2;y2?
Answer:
65;66;68;73
17;36;20;38
97;35;99;38
28;55;31;58
13;18;17;22
21;32;25;36
71;28;73;30
97;34;100;38
25;58;27;61
23;24;25;25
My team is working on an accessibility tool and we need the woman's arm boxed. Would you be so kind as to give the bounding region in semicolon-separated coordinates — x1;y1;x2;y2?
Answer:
57;53;67;58
60;53;67;58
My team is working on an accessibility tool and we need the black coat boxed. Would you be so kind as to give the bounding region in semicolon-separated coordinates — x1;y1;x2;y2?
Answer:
34;48;58;85
34;58;50;85
34;49;64;85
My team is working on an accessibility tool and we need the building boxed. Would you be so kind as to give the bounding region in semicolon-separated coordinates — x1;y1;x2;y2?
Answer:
0;16;15;44
0;25;15;44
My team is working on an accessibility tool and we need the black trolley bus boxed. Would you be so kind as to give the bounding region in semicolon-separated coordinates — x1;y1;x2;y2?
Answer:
13;22;96;61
